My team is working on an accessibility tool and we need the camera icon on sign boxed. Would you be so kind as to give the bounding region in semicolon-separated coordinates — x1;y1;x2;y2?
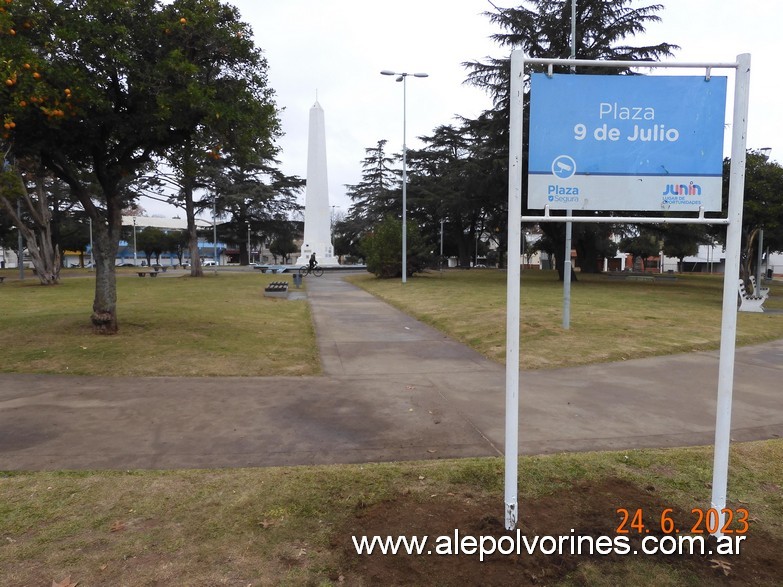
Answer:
552;155;576;179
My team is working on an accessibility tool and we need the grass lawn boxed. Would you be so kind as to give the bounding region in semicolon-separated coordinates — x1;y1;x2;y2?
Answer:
2;441;782;585
2;268;782;584
349;270;783;369
0;270;319;377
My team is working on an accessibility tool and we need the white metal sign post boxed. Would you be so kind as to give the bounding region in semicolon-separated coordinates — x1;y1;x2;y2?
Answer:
504;52;750;532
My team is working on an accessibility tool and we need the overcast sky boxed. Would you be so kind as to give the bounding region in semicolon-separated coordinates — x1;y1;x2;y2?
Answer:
141;0;781;218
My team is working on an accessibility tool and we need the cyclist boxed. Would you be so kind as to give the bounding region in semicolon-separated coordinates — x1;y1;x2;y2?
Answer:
308;252;317;272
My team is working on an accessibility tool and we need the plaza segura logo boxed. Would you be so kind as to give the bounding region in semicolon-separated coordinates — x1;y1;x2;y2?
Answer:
547;184;580;203
662;181;702;205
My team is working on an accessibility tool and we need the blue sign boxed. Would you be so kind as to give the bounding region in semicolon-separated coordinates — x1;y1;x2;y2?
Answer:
528;73;727;211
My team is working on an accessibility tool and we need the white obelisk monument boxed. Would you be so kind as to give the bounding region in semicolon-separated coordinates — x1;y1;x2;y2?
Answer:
295;100;338;266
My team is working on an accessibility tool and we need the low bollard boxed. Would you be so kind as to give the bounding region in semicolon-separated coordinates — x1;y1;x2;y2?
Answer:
292;273;302;288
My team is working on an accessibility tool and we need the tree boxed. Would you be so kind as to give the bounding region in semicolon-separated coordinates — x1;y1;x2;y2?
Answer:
522;232;541;267
135;226;166;267
361;216;431;279
158;0;282;277
56;213;91;267
163;229;189;267
211;160;302;266
462;0;678;280
332;215;365;263
719;151;783;282
0;156;61;283
269;232;296;264
344;140;398;228
660;223;709;272
0;196;16;254
464;0;678;106
619;229;660;270
408;123;491;267
573;222;619;274
1;0;280;332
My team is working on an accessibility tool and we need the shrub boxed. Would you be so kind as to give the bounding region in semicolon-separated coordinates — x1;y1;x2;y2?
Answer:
361;216;431;278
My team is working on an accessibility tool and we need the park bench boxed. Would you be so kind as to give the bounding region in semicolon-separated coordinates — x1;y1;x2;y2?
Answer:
607;271;677;284
606;271;654;282
748;275;770;299
263;281;289;299
653;273;678;284
738;278;765;313
137;271;159;278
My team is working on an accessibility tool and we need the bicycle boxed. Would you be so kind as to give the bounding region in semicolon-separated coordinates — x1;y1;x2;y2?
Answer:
299;264;324;277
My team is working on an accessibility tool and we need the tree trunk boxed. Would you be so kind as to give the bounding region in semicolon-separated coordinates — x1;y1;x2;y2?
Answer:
575;240;602;274
555;260;578;282
38;151;123;333
184;181;203;277
90;219;120;334
740;227;758;284
240;241;249;266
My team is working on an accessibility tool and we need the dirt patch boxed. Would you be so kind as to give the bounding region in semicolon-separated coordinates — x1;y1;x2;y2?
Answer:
336;478;781;586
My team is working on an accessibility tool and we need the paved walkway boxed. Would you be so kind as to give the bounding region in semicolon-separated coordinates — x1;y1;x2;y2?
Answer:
1;272;782;470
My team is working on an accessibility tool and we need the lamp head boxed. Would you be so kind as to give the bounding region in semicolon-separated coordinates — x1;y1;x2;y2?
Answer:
380;70;395;76
395;75;403;82
413;73;429;78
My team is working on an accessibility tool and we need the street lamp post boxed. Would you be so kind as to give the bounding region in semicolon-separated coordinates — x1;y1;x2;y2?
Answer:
440;217;444;274
212;195;218;269
381;70;428;284
132;217;137;266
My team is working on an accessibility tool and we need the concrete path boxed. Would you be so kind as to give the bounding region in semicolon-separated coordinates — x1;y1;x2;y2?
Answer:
1;272;782;470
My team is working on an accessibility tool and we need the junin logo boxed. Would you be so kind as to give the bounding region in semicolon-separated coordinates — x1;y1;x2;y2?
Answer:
662;181;701;196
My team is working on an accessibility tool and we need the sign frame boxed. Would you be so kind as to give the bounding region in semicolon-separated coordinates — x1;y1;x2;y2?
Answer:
504;53;751;535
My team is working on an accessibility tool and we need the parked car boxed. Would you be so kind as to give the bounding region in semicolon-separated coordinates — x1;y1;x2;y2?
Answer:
202;260;216;266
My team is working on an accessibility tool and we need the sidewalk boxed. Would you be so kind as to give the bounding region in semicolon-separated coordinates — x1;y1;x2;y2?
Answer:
1;272;782;470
